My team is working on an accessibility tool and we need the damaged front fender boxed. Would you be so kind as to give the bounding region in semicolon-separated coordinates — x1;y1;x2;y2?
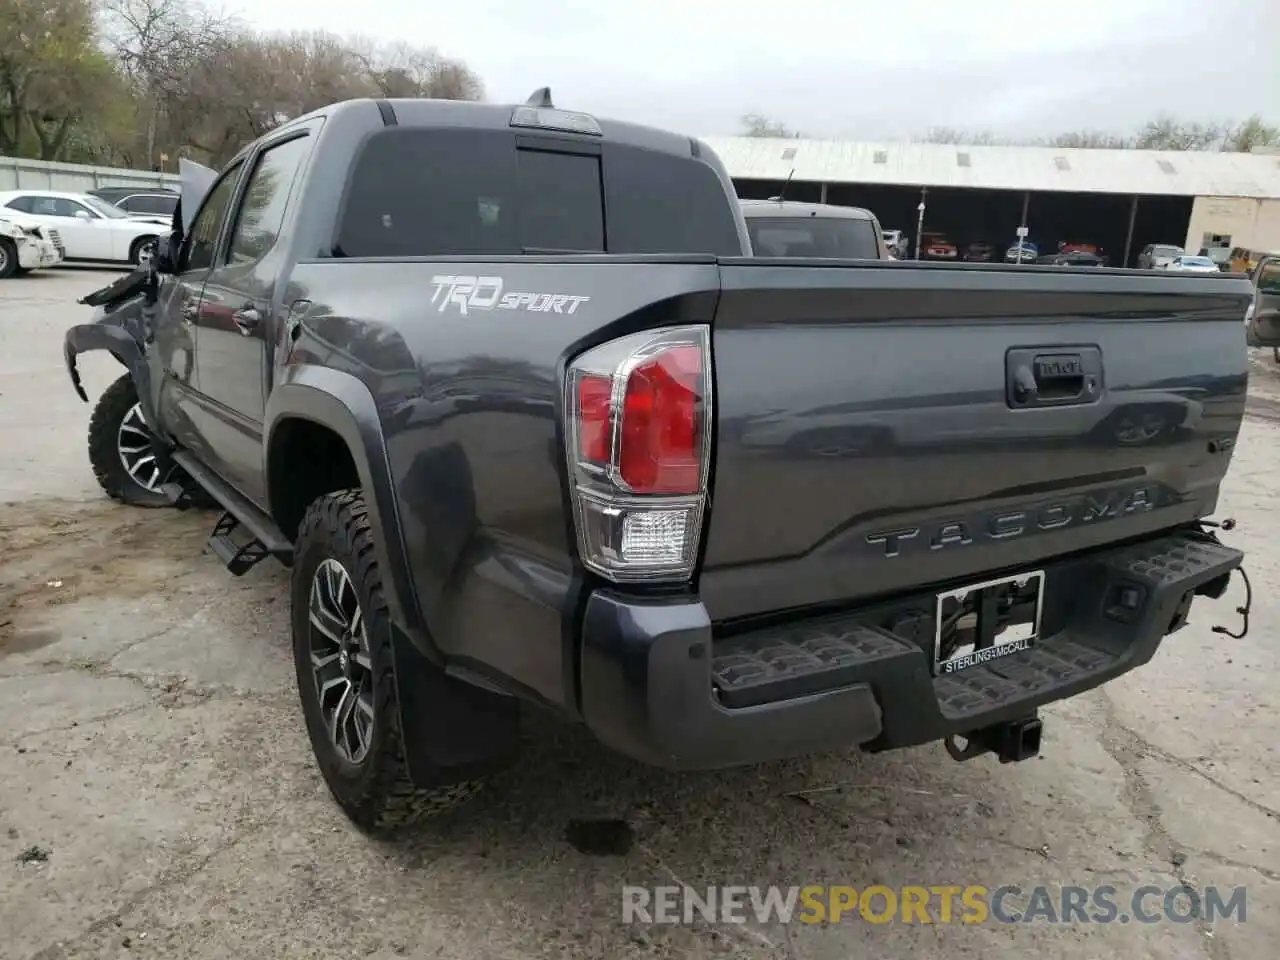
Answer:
64;273;159;430
63;317;150;401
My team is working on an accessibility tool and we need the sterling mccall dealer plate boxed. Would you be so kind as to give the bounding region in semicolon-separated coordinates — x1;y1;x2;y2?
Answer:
934;570;1045;675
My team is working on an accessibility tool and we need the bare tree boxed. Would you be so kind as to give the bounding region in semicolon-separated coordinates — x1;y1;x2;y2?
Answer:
741;112;802;138
1;1;490;165
1045;130;1133;149
351;39;484;101
913;117;1280;152
100;0;236;165
920;126;1015;146
1132;114;1224;151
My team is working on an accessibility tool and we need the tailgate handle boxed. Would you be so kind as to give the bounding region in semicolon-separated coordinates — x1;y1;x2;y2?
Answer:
1033;354;1085;397
1007;347;1101;409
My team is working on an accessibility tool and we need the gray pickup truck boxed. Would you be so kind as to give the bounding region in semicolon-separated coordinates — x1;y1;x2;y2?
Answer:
64;89;1252;834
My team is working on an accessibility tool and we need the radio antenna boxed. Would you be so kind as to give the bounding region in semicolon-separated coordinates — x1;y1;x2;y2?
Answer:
768;168;795;203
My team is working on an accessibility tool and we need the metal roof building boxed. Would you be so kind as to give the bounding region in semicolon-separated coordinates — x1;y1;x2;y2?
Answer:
703;136;1280;199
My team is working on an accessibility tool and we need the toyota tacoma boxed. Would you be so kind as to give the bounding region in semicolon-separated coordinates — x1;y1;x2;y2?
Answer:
63;90;1253;833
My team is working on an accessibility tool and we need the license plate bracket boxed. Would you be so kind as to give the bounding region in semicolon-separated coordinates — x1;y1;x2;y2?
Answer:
934;570;1045;675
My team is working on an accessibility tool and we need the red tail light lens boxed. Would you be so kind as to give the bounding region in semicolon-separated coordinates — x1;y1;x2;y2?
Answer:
619;345;703;494
565;326;712;583
577;374;614;464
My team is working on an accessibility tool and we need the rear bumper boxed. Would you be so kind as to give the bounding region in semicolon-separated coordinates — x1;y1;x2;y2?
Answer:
578;530;1242;770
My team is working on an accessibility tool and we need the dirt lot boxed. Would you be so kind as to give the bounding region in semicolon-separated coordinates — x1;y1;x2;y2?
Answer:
1;270;1277;960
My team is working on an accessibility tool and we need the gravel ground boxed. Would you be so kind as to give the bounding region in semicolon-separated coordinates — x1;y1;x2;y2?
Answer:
1;269;1276;960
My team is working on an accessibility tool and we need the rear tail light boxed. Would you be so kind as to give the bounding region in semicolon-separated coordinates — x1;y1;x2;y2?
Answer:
565;325;712;583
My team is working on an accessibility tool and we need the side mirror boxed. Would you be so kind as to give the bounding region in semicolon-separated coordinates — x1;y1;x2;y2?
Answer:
74;210;93;221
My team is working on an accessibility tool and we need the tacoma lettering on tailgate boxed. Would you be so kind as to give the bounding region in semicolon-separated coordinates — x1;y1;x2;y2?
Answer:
865;485;1165;558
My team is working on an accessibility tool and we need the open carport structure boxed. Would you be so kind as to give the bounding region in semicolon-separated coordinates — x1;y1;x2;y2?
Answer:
704;137;1280;268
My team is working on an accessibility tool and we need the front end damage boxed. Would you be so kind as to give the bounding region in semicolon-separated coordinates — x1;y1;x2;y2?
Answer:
65;266;160;427
64;157;217;436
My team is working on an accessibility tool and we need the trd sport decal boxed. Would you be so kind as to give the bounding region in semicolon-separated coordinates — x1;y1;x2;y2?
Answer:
430;275;591;316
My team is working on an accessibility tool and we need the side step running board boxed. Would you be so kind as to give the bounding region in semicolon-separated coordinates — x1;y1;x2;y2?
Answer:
208;511;272;575
166;450;294;574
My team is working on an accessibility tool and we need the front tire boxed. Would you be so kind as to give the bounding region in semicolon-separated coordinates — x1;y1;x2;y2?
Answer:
129;235;157;266
87;374;172;507
0;238;17;279
291;490;487;833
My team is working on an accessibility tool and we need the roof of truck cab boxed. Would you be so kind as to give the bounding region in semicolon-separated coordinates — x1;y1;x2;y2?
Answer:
276;97;715;164
393;97;709;158
739;199;877;220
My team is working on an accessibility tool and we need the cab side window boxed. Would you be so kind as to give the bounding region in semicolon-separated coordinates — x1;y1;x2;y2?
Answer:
226;135;313;265
184;162;244;272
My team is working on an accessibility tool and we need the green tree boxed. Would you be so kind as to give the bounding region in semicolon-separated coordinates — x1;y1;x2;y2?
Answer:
1223;114;1280;153
0;0;117;157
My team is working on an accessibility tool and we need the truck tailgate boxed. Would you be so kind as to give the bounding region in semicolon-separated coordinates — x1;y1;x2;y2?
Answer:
700;260;1251;622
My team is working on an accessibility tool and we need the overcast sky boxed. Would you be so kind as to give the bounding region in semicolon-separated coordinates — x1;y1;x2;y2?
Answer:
243;0;1279;141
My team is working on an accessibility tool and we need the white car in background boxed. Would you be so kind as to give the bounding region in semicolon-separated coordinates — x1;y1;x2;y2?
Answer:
1163;254;1221;274
0;189;170;267
0;216;64;278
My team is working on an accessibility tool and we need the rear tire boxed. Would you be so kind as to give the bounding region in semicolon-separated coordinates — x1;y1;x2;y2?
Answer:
87;374;173;507
0;238;17;279
291;490;487;833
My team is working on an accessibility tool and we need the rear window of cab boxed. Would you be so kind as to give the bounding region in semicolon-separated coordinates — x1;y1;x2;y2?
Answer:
335;128;743;258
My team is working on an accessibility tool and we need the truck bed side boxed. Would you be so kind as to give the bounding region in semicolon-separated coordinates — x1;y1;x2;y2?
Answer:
283;255;722;707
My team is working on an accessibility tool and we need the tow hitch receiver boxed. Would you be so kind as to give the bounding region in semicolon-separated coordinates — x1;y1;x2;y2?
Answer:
945;714;1043;764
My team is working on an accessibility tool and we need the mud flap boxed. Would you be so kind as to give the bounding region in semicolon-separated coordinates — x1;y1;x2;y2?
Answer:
389;622;521;786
